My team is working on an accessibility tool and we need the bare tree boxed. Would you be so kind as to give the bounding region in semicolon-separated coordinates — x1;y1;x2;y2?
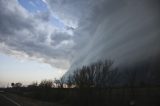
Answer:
11;82;22;88
66;75;74;88
69;60;118;88
11;83;15;88
54;76;65;88
39;80;53;88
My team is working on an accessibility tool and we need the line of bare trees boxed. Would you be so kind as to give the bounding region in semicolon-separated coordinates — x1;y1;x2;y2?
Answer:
66;60;119;88
27;59;158;89
26;60;119;89
11;58;160;89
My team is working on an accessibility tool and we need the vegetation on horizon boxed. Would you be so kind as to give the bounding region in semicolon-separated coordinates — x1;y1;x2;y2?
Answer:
2;59;160;106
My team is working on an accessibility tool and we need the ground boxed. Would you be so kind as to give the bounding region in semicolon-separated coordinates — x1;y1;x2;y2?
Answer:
0;92;67;106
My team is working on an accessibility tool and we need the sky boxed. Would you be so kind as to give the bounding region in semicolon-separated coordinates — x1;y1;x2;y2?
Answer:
0;0;160;87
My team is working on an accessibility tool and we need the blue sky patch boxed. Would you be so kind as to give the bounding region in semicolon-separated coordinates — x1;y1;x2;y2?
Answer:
49;16;65;29
18;0;65;29
18;0;48;13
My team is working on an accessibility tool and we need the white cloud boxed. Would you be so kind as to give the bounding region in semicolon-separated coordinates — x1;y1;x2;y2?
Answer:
0;0;76;70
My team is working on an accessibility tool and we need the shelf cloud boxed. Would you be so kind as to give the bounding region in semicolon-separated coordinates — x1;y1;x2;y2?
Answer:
0;0;160;75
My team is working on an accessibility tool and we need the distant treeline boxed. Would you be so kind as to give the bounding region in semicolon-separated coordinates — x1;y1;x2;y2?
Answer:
4;58;160;106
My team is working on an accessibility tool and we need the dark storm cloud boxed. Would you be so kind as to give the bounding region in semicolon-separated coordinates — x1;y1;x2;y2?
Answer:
46;0;160;75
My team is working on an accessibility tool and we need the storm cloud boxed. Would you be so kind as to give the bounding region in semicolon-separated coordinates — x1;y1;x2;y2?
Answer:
46;0;160;74
0;0;160;74
0;0;74;70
